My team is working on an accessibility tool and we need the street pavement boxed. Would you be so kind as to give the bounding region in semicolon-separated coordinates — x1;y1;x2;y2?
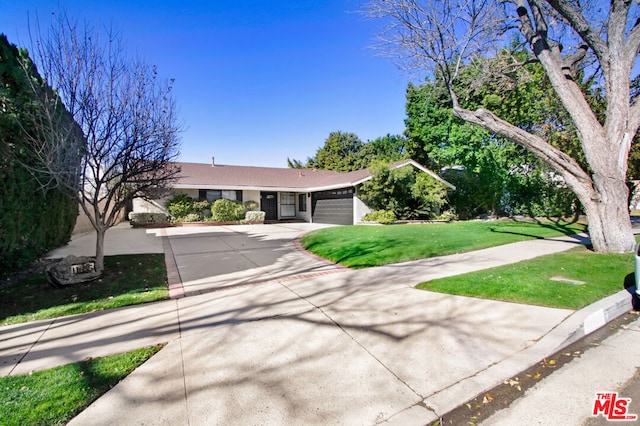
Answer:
1;222;637;425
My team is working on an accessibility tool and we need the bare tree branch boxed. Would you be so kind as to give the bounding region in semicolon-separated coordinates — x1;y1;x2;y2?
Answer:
20;12;182;272
545;0;609;67
363;0;503;85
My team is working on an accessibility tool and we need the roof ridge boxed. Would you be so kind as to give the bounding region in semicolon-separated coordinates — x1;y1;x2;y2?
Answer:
174;161;349;174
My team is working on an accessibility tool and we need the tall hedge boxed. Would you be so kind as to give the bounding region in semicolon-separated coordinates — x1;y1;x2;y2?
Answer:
0;34;78;275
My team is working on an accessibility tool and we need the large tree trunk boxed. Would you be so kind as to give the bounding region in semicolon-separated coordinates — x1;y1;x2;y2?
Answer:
580;175;636;253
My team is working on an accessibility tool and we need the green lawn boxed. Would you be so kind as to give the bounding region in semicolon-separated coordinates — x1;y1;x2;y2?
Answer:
0;345;163;426
417;245;633;309
301;220;586;268
0;254;169;326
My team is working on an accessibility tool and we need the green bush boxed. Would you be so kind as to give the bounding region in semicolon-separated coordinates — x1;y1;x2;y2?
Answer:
181;213;201;222
244;200;259;211
211;199;245;222
244;210;266;223
165;194;195;219
363;210;397;224
435;211;456;221
128;212;168;227
192;200;211;216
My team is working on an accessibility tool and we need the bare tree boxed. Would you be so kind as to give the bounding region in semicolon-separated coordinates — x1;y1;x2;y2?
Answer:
22;14;181;272
364;0;639;253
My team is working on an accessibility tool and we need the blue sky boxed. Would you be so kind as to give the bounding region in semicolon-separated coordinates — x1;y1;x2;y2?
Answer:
0;0;412;167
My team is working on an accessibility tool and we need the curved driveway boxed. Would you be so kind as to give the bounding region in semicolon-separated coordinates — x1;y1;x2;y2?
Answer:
150;223;344;296
25;222;617;425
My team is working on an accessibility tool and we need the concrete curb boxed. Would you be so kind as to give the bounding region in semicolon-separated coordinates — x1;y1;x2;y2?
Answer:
160;229;184;299
554;289;633;349
386;289;635;424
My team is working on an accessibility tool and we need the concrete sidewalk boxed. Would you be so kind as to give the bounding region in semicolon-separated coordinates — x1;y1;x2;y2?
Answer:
0;225;635;425
480;315;640;425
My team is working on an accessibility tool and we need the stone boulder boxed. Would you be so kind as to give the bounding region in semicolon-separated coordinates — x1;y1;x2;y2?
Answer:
46;255;102;287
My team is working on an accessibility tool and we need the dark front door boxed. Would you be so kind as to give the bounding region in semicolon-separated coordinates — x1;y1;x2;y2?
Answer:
261;191;278;221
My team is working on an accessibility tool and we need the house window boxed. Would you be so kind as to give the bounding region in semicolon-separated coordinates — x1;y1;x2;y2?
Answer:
298;194;307;212
201;190;220;202
280;192;295;217
199;189;243;202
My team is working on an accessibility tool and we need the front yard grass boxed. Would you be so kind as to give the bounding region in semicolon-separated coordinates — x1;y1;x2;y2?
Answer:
301;220;586;268
0;254;169;326
0;345;163;426
417;245;633;310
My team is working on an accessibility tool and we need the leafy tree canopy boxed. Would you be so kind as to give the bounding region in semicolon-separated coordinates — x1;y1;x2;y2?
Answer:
405;45;583;219
289;131;408;172
358;161;448;219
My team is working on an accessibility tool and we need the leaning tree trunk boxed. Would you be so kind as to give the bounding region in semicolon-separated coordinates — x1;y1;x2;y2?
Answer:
452;105;636;253
579;174;636;253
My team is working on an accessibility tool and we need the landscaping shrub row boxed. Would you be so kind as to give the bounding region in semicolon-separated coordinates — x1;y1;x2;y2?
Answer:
165;194;249;222
363;210;397;224
129;195;266;227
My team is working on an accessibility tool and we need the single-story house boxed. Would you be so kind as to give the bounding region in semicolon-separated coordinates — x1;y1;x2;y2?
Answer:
133;158;455;225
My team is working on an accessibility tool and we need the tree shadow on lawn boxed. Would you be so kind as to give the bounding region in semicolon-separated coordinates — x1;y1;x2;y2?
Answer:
331;238;405;268
488;219;588;241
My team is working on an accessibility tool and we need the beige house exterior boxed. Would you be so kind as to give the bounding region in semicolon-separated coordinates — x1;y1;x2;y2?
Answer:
134;159;454;225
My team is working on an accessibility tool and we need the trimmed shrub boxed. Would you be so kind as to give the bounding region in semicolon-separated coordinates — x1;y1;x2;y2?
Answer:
128;212;168;227
244;200;259;211
192;200;211;215
181;213;201;222
244;211;266;223
165;194;194;219
211;199;245;222
363;210;397;225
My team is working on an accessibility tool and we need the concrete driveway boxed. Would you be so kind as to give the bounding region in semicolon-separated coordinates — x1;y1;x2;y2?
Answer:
33;222;626;425
49;222;343;297
149;223;341;296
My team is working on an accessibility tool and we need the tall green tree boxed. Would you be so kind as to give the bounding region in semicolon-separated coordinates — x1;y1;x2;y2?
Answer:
405;46;582;219
404;81;451;170
289;132;408;171
360;134;408;164
307;131;366;171
365;0;639;253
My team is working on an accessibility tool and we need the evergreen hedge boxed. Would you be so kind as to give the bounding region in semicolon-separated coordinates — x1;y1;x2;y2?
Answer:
0;35;79;275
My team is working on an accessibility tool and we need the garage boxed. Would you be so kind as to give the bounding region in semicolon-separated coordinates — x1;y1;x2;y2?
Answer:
311;188;354;225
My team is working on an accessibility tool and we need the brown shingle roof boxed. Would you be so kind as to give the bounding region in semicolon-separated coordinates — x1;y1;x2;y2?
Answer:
173;162;371;191
172;159;455;191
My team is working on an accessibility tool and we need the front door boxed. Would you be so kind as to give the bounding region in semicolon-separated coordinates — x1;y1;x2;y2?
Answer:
261;191;278;221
